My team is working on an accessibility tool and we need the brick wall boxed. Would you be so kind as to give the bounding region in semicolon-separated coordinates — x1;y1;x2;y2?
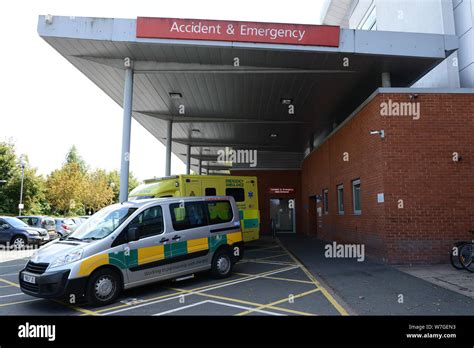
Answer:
301;92;474;264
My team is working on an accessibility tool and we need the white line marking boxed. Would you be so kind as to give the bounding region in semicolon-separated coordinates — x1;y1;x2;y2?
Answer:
0;273;19;277
0;264;25;268
152;300;283;316
103;265;299;316
153;301;209;316
0;293;24;299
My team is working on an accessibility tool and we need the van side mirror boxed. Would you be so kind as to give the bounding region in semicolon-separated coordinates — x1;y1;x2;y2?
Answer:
127;226;140;242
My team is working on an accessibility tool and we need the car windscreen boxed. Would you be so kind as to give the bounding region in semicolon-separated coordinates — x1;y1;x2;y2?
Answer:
4;217;29;229
65;206;137;241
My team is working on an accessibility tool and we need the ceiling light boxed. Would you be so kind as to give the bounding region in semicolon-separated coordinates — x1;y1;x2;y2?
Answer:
280;98;293;105
169;92;182;99
270;133;278;138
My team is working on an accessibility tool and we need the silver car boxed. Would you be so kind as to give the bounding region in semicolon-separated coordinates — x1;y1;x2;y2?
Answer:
19;196;244;306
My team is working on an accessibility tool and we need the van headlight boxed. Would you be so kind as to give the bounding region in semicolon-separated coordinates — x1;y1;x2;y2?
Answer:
49;249;83;269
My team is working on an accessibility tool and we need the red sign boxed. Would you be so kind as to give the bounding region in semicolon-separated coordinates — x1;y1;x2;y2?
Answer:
269;188;295;194
137;17;340;47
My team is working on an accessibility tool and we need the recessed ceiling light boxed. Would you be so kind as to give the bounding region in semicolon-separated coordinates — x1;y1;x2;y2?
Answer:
169;92;182;99
280;98;293;105
270;133;278;138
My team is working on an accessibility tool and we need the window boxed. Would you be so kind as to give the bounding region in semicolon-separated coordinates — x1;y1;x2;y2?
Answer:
323;189;329;214
337;185;344;215
225;188;245;202
205;187;217;196
206;201;233;225
170;201;208;231
128;206;164;239
352;179;361;215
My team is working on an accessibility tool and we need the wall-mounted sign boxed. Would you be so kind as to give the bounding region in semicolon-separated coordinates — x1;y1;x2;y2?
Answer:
269;188;295;194
137;17;340;47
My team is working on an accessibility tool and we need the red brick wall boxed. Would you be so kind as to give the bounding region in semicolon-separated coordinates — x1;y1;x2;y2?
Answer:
231;170;301;235
301;95;388;260
301;92;474;264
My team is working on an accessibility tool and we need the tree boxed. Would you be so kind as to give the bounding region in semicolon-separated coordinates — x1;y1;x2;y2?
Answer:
107;170;140;203
65;145;87;173
81;169;114;214
0;141;18;213
46;162;85;216
0;142;46;215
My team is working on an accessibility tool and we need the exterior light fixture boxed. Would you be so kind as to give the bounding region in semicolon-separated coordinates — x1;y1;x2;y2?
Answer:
192;129;200;133
169;92;182;99
280;98;293;105
370;130;385;139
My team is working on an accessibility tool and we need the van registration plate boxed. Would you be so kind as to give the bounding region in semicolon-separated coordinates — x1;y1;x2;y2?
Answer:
23;274;36;284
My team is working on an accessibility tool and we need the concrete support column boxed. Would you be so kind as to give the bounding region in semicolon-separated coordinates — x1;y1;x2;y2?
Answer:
119;59;134;203
186;144;191;175
381;72;391;87
198;159;202;175
165;120;172;176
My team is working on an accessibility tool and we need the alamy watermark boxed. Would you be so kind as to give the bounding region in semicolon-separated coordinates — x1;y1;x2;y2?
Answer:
324;241;365;262
216;147;257;167
380;99;420;120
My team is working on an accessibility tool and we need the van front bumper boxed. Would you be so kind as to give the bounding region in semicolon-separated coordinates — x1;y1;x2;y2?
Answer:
19;269;88;300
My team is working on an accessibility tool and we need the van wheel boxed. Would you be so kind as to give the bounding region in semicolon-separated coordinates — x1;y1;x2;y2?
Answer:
211;249;233;279
86;269;122;306
11;236;26;250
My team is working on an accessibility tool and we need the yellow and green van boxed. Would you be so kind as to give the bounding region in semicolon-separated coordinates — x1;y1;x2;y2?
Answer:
129;175;259;242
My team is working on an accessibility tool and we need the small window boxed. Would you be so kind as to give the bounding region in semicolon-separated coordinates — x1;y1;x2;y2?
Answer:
323;189;329;214
170;201;208;231
352;179;361;215
205;187;217;196
225;188;245;202
128;206;164;239
337;185;344;215
206;201;233;225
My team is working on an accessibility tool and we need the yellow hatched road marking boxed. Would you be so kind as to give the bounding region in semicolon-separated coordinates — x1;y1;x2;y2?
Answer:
0;298;41;307
236;288;321;316
276;239;350;316
90;289;189;315
94;265;296;315
0;278;20;288
167;286;315;316
234;272;313;284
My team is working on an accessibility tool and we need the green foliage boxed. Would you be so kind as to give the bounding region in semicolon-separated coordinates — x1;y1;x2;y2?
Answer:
0;143;47;215
107;169;140;203
0;142;143;216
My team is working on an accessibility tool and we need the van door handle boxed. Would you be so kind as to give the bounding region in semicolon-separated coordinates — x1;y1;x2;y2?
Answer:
172;235;181;241
160;237;169;243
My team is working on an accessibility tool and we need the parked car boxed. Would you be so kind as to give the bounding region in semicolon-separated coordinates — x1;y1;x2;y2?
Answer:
17;216;58;240
0;216;49;248
70;217;88;226
54;218;76;237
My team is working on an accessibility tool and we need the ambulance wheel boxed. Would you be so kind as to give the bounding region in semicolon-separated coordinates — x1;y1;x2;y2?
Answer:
211;249;233;279
86;268;122;306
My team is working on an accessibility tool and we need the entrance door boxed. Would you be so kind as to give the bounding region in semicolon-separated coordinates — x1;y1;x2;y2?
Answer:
269;198;295;233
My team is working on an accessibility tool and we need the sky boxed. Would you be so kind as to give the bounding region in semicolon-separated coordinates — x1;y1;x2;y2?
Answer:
0;0;325;182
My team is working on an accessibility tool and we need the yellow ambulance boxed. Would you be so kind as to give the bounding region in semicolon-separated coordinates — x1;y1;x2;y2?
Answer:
129;175;259;242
